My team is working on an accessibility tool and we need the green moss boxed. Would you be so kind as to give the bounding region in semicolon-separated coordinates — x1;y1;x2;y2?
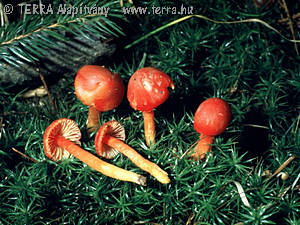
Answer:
1;0;299;224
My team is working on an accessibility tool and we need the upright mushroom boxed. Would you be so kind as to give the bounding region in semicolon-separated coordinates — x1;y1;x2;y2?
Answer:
43;118;146;185
191;98;231;160
127;67;175;147
74;65;125;133
95;120;170;184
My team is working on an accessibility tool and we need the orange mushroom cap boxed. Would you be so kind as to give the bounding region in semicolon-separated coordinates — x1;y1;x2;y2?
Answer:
127;67;175;112
74;65;125;112
43;118;81;161
194;98;231;136
94;120;125;159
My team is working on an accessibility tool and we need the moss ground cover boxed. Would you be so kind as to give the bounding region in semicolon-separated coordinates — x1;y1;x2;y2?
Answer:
0;0;299;224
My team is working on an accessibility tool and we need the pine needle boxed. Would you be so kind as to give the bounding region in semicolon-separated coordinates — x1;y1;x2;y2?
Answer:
11;147;38;163
270;155;297;179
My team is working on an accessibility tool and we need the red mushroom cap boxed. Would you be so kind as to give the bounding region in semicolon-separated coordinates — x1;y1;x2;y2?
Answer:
194;98;231;136
74;65;125;112
95;120;126;159
43;118;81;161
127;67;174;112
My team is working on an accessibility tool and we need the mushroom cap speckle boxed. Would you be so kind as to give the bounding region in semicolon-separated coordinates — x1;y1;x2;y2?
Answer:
95;120;126;159
194;98;231;136
127;67;174;112
43;118;81;161
74;65;125;112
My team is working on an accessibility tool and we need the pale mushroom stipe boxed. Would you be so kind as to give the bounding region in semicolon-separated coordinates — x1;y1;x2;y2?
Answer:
127;67;175;147
74;65;125;133
95;120;170;184
43;118;146;186
190;98;231;160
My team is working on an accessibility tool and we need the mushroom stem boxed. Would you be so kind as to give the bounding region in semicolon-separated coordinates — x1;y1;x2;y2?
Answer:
143;111;155;147
191;134;214;161
87;106;100;133
102;135;170;184
55;135;146;185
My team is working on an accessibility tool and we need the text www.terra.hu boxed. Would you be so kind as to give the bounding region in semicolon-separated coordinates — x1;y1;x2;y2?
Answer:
122;5;193;15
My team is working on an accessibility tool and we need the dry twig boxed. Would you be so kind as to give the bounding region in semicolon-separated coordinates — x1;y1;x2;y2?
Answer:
11;147;38;163
278;12;300;25
37;68;56;110
185;213;195;225
229;57;245;95
278;0;299;54
270;155;297;179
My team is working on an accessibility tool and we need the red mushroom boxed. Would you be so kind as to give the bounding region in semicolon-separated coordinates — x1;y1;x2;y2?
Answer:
127;67;175;147
95;120;170;184
43;118;146;185
74;65;125;133
191;98;231;160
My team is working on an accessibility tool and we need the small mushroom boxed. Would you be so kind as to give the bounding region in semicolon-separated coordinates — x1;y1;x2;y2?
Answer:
43;118;146;185
127;67;175;147
190;98;231;160
74;65;125;133
95;120;170;184
277;172;289;180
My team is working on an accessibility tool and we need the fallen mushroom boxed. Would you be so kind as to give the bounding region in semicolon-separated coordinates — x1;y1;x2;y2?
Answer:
127;67;175;147
74;65;125;133
22;85;47;98
43;118;146;185
190;98;231;160
95;120;170;184
277;172;289;180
